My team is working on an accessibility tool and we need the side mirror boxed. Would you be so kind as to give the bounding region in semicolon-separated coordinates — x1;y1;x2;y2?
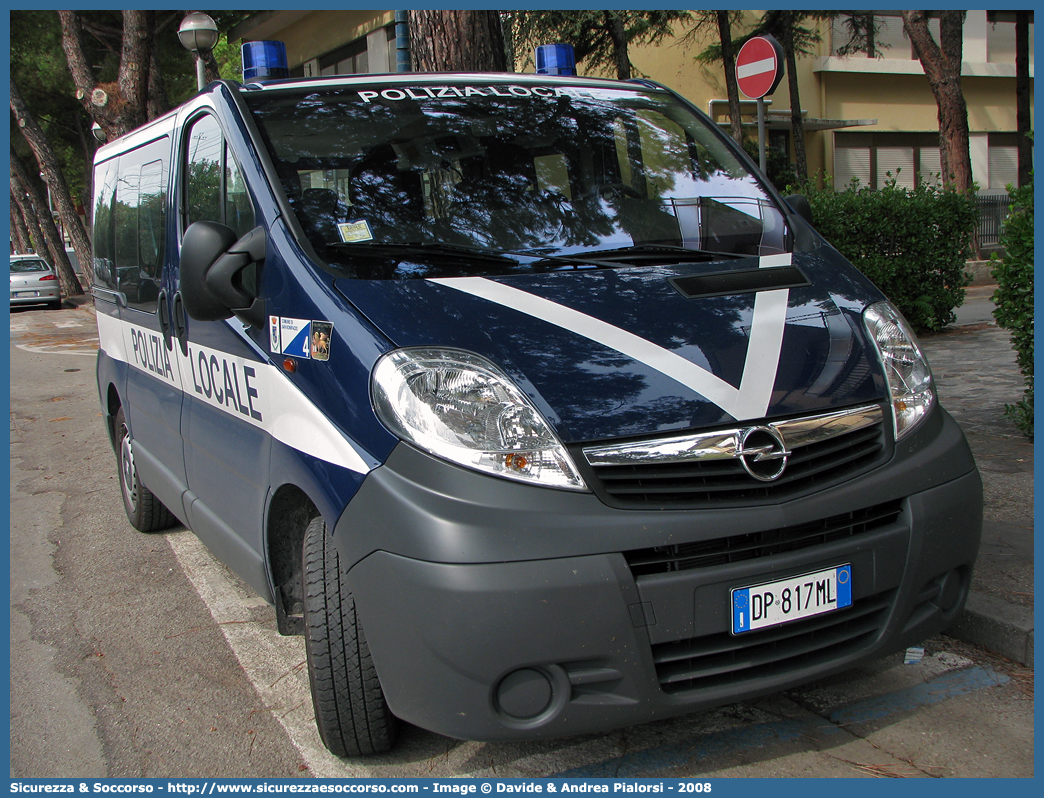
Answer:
180;221;267;328
784;194;814;227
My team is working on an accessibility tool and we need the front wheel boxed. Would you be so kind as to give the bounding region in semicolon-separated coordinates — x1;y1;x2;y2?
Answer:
114;407;177;532
303;516;396;757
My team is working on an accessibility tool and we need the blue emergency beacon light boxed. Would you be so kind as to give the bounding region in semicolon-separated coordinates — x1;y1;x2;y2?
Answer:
242;41;290;82
534;44;576;76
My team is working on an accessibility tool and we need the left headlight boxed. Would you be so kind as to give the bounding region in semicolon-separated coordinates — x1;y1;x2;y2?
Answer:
863;301;935;440
371;347;587;490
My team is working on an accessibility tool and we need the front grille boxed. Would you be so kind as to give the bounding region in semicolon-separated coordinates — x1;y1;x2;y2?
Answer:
581;409;888;509
652;589;894;694
625;501;902;577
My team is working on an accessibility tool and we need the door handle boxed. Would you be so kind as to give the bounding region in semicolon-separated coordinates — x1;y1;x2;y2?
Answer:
172;291;189;357
157;290;173;350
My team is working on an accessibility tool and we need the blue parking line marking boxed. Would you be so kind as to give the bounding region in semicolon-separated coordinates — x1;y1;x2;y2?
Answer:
555;717;843;778
553;665;1009;778
828;664;1009;727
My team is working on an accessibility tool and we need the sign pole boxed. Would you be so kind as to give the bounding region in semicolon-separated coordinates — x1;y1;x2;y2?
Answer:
757;98;767;173
736;34;785;176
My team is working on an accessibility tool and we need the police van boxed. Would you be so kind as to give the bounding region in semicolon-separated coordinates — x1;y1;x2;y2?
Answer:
92;54;982;757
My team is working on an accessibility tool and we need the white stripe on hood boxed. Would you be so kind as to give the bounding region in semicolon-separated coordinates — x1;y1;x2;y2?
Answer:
430;254;791;422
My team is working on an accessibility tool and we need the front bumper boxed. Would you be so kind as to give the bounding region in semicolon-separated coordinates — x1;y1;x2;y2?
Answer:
337;407;982;742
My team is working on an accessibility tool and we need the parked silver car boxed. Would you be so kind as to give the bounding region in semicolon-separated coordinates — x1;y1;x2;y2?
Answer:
10;254;62;309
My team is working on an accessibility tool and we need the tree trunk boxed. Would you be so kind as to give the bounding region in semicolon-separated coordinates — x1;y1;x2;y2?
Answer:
608;14;631;80
717;12;744;145
902;11;973;193
11;181;49;258
409;10;506;72
782;14;808;183
58;9;152;140
10;154;80;296
1015;11;1032;187
117;10;149;128
146;12;172;121
75;114;95;228
10;81;89;294
11;203;31;254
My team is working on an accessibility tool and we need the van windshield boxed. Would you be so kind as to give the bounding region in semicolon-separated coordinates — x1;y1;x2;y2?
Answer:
246;82;791;279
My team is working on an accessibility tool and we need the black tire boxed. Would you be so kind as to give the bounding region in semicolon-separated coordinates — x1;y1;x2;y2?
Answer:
48;299;62;310
303;516;396;757
114;407;177;532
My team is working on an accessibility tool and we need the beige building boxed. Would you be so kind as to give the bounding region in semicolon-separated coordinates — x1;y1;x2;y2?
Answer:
229;10;1033;198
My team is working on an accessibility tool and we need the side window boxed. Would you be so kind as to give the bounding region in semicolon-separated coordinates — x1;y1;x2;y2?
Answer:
114;137;170;313
184;114;256;240
138;160;167;288
185;115;221;226
91;158;119;291
224;144;254;238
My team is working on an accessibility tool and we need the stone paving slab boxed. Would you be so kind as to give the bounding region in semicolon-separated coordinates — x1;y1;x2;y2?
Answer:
919;313;1033;665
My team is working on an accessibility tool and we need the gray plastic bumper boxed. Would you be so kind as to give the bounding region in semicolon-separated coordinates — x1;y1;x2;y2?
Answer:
336;408;982;742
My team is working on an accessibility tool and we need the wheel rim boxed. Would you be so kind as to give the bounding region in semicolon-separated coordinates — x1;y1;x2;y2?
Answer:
119;426;139;512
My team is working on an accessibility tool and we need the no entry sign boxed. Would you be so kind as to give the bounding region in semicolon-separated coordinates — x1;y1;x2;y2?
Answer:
736;35;785;99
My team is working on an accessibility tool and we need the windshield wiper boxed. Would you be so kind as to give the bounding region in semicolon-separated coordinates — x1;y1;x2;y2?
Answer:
330;240;749;272
330;240;629;270
535;244;746;266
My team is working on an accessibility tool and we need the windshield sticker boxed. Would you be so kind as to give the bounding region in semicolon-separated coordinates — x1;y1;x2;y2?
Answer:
357;85;587;103
310;321;333;361
338;219;373;243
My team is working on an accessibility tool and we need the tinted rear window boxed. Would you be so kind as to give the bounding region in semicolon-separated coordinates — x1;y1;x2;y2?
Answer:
10;259;49;273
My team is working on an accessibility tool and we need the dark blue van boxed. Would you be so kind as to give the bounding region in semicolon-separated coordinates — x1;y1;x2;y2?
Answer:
92;70;982;757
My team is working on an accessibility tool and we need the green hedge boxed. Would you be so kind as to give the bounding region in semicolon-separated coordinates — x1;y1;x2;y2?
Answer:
796;177;977;331
991;180;1034;437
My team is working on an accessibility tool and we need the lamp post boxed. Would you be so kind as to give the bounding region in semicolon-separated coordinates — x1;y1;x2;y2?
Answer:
178;12;220;91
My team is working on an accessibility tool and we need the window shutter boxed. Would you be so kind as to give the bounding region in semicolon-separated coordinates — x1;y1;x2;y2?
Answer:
835;145;871;189
877;146;915;189
875;15;912;58
918;147;943;186
989;145;1018;190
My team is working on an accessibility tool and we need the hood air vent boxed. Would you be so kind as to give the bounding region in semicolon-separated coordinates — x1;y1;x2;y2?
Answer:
669;265;810;299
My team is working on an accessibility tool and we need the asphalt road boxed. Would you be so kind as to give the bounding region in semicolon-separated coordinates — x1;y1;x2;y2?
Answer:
8;300;1034;779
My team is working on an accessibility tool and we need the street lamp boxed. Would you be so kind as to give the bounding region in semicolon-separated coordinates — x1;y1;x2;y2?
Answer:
178;12;220;91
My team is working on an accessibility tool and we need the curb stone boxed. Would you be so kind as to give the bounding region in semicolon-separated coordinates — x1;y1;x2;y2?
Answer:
947;592;1034;667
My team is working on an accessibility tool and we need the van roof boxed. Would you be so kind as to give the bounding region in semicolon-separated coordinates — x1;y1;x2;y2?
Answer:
94;109;178;164
239;71;662;95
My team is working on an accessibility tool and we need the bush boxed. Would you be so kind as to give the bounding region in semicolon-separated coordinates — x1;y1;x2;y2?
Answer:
795;175;977;331
991;179;1034;437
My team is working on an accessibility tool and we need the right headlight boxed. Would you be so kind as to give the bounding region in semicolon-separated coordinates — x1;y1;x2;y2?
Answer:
371;347;587;490
863;301;935;440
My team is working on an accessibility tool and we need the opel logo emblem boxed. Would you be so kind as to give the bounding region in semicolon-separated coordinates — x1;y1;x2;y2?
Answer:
737;426;791;482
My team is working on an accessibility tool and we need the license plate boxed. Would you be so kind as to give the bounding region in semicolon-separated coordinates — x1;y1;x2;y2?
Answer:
14;291;39;298
731;564;852;634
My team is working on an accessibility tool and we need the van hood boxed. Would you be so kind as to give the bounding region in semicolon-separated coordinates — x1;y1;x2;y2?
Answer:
336;247;888;444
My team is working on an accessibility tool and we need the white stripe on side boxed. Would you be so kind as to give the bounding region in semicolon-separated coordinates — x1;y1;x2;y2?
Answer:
95;315;372;475
430;253;792;422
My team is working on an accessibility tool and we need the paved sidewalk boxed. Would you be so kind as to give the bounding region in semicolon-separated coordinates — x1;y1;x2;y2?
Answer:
920;285;1034;666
